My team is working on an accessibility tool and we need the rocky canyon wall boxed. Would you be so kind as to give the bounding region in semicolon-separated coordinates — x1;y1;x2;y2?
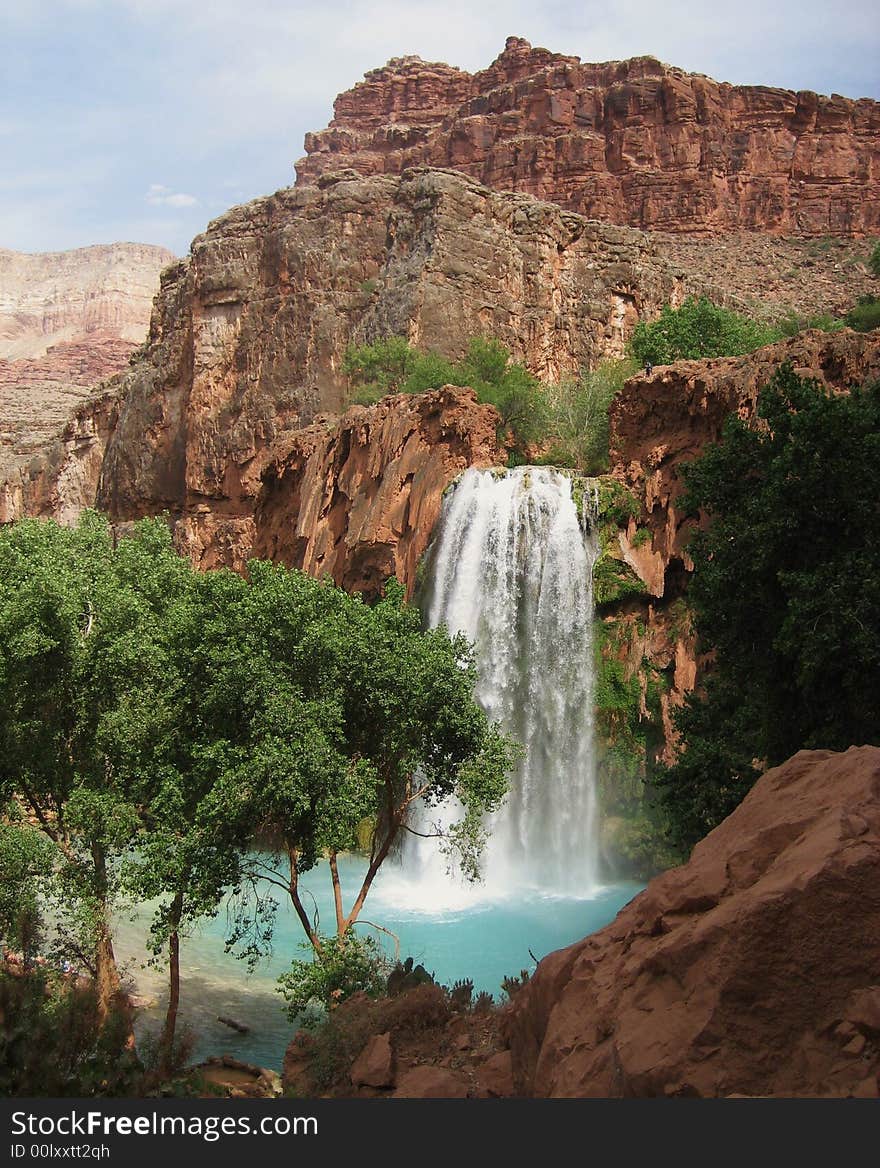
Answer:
0;242;174;519
297;37;880;237
593;328;880;783
85;167;691;563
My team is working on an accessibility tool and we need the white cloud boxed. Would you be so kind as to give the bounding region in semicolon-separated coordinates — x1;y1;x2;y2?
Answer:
145;184;198;208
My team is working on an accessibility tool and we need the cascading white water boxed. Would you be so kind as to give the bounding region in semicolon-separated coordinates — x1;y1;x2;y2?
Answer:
389;465;601;909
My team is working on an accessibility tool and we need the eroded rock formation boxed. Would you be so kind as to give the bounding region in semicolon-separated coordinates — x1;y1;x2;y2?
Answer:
0;243;174;518
598;328;880;767
84;167;691;560
248;386;500;593
612;328;880;595
298;37;880;237
507;745;880;1097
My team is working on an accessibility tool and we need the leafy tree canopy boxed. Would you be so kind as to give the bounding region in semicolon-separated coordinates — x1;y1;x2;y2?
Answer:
629;296;781;366
657;364;880;850
342;336;548;455
0;513;516;1040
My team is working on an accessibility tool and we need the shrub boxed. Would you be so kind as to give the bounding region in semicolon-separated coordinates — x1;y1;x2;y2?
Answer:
342;335;549;456
629;297;780;366
0;971;140;1096
544;359;635;473
869;241;880;278
845;295;880;332
277;933;389;1020
775;310;845;337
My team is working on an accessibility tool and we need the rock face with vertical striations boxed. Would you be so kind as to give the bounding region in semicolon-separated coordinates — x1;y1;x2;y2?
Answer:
506;746;880;1097
248;386;501;594
0;242;174;519
297;36;880;237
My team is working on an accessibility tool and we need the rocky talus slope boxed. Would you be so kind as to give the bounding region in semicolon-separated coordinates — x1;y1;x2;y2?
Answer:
0;242;174;518
505;746;880;1097
298;36;880;237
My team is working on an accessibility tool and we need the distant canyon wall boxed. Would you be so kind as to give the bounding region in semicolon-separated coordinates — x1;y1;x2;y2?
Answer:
297;36;880;237
0;242;174;516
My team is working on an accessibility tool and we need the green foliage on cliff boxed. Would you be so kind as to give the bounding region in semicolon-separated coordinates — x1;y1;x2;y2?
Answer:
845;295;880;332
774;310;845;337
343;335;634;468
629;296;780;365
538;359;636;473
342;335;547;457
593;619;678;877
658;364;880;850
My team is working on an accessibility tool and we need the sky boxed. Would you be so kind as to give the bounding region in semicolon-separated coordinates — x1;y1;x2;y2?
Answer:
2;0;878;257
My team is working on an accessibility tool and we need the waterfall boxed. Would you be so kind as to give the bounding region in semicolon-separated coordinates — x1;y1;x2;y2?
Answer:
390;466;601;909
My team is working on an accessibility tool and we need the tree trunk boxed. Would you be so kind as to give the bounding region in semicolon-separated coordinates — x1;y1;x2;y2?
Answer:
287;844;323;954
94;916;123;1021
91;845;132;1045
157;891;184;1073
329;852;345;936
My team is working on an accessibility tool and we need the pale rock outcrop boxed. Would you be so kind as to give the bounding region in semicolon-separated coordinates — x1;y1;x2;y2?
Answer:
0;242;173;517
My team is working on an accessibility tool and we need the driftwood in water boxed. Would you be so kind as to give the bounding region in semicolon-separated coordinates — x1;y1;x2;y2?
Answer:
217;1015;250;1034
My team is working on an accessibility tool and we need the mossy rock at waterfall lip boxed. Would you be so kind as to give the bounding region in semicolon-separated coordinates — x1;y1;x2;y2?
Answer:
594;555;651;607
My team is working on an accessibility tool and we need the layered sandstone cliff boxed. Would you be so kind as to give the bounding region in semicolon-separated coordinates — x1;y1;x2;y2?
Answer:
89;167;693;561
506;745;880;1097
298;37;880;238
0;242;174;516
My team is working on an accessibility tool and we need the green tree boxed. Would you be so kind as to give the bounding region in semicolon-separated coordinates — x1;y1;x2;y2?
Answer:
0;821;57;965
845;295;880;332
342;335;549;457
542;359;636;472
629;296;780;366
0;515;255;1064
208;569;517;966
341;335;416;402
657;364;880;849
0;514;150;1022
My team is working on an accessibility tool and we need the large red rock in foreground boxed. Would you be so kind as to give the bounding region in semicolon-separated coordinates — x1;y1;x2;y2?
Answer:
507;746;880;1097
298;36;880;237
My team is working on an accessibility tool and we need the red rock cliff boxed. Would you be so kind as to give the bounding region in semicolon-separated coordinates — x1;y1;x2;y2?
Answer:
90;168;691;564
247;386;500;595
297;36;880;237
507;745;880;1097
600;328;880;765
